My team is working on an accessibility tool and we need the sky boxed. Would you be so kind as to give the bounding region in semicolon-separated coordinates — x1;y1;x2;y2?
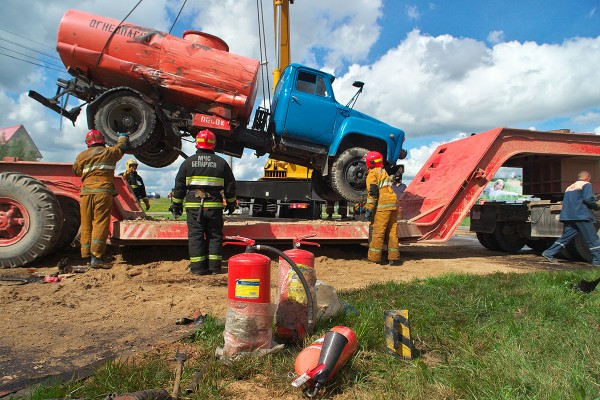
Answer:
0;0;599;196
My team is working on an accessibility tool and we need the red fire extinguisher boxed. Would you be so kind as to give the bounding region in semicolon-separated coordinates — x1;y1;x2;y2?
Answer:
292;326;358;398
275;234;320;342
222;236;315;358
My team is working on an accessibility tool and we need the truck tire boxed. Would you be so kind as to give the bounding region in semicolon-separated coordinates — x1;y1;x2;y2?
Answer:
573;221;600;262
93;92;159;154
493;223;526;252
311;170;343;203
476;232;501;251
135;135;182;168
525;238;555;253
48;196;81;255
330;147;369;203
0;172;63;268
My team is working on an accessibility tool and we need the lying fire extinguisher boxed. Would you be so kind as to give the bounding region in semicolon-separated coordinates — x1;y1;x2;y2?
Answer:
292;326;358;398
275;234;320;342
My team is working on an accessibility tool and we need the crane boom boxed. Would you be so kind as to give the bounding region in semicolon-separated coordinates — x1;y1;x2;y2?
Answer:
273;0;292;87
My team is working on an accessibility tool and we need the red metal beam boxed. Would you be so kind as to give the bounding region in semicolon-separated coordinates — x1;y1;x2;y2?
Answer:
110;218;369;244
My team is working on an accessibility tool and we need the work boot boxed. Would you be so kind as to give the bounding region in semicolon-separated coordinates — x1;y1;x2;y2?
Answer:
190;268;210;276
388;260;401;266
90;255;111;269
209;268;223;275
541;252;558;263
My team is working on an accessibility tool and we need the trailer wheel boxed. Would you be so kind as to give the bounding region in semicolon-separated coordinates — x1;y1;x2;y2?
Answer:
48;196;81;255
573;221;600;262
93;92;159;153
0;172;63;268
135;135;182;168
493;223;526;252
311;170;343;203
330;147;369;203
476;232;501;251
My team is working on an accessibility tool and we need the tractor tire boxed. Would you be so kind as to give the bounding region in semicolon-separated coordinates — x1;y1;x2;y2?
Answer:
135;135;183;168
48;196;81;255
311;170;343;203
93;91;159;154
330;147;369;203
0;172;63;268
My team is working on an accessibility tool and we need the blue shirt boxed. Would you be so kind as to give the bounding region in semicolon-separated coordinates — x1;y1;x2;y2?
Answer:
559;180;598;222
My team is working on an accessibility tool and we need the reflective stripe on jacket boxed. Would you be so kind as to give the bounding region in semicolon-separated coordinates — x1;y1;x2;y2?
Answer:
73;137;127;196
172;149;236;209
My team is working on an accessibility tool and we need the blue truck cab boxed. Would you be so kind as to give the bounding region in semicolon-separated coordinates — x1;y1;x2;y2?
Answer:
268;63;406;202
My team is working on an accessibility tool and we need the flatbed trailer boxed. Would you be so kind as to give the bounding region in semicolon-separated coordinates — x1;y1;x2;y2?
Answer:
3;127;600;268
397;127;600;260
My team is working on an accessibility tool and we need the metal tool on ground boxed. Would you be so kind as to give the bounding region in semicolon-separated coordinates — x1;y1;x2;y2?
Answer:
185;360;212;395
175;311;206;327
0;274;45;285
171;349;187;399
573;276;600;293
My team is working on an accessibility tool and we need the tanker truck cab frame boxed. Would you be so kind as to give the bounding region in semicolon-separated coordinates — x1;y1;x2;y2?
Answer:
269;63;406;203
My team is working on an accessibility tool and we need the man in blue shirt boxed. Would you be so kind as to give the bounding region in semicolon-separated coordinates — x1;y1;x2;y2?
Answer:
542;171;600;267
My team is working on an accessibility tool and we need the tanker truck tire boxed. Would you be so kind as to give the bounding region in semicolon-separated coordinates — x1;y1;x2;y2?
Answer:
48;196;81;255
93;92;159;154
311;170;343;203
135;135;183;168
330;147;369;203
0;172;63;268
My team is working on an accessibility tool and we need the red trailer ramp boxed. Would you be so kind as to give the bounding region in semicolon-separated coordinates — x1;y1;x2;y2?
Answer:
398;127;600;242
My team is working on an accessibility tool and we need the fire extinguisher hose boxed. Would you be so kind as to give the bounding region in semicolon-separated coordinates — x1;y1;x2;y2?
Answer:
252;245;315;333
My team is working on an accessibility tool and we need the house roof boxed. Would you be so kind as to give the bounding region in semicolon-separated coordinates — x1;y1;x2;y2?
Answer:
0;124;22;142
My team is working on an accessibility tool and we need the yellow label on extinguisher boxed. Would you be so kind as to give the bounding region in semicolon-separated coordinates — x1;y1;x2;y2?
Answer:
235;278;260;299
287;265;310;303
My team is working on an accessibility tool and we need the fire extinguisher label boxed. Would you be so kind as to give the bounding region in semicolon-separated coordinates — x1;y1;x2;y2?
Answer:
235;278;260;299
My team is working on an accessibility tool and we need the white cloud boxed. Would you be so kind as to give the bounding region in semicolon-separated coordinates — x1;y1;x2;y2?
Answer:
406;5;421;20
487;30;505;44
331;30;600;138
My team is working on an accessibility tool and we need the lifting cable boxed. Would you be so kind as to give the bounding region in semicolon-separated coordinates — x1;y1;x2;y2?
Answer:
256;0;272;108
169;0;189;34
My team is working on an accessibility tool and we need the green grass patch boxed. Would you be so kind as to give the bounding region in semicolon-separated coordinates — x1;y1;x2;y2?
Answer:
28;271;600;399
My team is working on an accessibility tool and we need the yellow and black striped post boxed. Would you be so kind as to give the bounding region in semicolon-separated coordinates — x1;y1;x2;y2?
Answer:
384;309;413;359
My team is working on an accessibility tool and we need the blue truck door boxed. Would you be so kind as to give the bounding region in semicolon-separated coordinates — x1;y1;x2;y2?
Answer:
283;69;338;145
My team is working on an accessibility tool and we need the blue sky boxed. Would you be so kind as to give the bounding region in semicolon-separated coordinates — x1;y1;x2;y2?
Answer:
0;0;599;196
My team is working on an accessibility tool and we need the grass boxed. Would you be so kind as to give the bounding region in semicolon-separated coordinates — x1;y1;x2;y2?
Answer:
25;269;600;399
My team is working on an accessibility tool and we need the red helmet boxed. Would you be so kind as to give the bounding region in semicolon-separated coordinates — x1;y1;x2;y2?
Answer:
85;129;105;147
365;151;384;169
196;129;216;150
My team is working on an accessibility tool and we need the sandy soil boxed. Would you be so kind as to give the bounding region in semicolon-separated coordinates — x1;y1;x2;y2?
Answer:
0;229;589;396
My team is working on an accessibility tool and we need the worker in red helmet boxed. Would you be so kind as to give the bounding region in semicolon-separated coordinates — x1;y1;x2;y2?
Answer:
72;129;129;269
171;129;237;275
362;150;400;266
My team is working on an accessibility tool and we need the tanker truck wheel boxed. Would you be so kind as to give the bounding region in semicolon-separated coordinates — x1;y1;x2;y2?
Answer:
135;135;183;168
330;147;369;203
93;92;160;153
311;170;343;203
0;172;63;268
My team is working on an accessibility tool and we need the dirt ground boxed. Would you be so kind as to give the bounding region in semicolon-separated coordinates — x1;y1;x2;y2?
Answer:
0;228;590;397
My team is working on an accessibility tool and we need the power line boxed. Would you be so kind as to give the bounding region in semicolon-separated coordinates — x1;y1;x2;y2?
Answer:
0;27;56;51
0;36;61;62
0;44;64;69
0;52;67;74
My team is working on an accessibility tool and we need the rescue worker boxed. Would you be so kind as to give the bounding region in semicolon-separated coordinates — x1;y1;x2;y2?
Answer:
542;170;600;267
363;151;400;266
122;159;150;210
170;129;236;275
73;129;128;269
325;199;349;220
